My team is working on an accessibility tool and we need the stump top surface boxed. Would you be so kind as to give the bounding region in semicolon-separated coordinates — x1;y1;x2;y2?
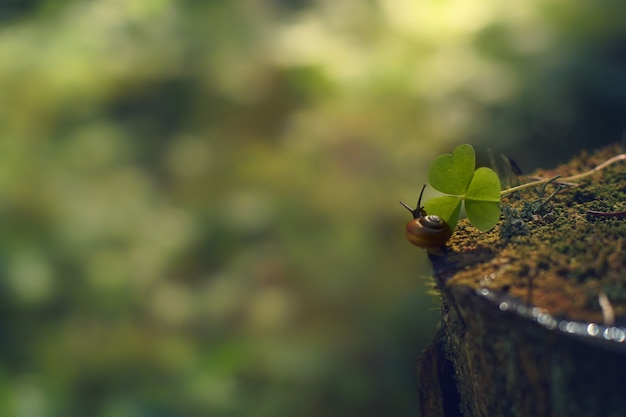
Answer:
430;144;626;325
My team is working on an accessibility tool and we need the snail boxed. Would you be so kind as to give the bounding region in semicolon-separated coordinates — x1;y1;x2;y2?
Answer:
400;184;452;249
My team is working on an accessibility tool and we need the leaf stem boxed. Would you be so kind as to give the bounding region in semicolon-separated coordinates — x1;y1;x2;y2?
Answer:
500;152;626;197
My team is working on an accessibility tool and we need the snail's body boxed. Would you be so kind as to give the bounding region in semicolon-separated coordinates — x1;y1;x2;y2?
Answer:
401;185;452;250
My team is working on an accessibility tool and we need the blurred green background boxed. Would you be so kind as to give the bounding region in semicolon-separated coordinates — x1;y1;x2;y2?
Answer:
0;1;625;416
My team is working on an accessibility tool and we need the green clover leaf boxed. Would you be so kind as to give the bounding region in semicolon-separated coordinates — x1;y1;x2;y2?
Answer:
465;167;501;231
424;145;501;232
427;144;475;195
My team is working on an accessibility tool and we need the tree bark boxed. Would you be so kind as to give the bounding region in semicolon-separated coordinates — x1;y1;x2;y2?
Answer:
419;276;626;417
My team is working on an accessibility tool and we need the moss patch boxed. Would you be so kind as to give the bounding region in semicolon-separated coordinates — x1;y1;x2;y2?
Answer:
437;144;626;324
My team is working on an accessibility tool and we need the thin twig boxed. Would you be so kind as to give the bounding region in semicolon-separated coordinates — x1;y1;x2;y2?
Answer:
586;209;626;219
501;153;626;197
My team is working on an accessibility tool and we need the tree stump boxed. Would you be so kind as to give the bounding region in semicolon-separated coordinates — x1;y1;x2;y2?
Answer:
418;144;626;417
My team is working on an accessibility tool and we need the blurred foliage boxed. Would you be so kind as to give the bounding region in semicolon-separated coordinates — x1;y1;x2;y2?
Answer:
0;0;624;416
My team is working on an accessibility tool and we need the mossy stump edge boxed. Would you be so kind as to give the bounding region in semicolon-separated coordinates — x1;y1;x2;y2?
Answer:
418;144;626;417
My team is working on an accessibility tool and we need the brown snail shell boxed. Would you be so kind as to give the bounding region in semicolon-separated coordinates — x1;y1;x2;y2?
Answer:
405;214;452;248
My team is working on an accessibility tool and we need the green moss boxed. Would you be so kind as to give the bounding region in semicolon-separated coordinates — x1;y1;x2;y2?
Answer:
438;144;626;323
